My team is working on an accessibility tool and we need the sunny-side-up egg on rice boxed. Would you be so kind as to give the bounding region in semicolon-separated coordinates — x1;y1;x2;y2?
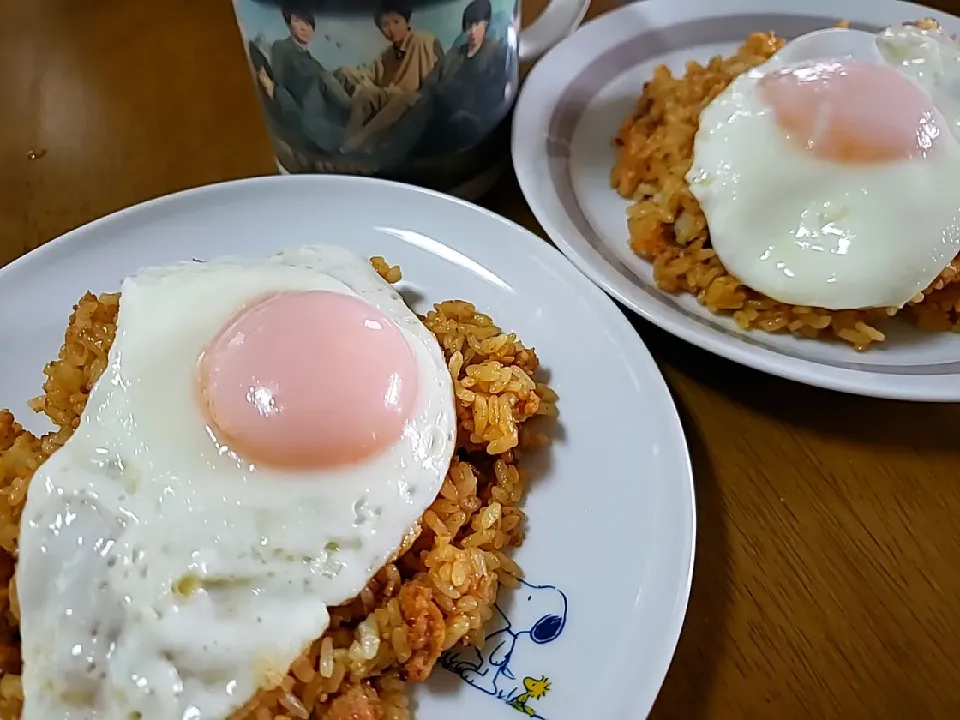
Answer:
15;245;456;719
687;22;960;311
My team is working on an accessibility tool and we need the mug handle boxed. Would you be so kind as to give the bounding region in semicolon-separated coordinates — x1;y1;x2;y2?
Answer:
518;0;591;62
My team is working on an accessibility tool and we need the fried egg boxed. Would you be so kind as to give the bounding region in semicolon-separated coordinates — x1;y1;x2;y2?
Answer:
17;245;456;719
687;23;960;310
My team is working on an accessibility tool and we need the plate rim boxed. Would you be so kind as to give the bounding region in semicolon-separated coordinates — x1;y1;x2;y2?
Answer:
0;174;696;720
512;0;960;403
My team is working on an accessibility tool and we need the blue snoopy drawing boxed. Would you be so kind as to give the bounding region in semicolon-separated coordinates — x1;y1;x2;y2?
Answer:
440;579;568;719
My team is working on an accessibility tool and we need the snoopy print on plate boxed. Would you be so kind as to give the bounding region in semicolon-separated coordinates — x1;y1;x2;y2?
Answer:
440;578;569;719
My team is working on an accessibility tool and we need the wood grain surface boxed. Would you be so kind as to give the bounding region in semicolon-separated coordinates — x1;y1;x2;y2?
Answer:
4;0;960;717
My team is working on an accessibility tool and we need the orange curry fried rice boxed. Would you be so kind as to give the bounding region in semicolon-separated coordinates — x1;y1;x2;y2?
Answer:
0;257;557;719
610;24;960;351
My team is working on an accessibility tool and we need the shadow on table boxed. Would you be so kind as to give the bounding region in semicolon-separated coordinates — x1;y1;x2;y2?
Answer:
629;314;960;454
627;305;960;716
648;381;732;719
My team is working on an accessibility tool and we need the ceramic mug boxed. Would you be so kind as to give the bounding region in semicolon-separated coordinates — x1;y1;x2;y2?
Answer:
233;0;590;195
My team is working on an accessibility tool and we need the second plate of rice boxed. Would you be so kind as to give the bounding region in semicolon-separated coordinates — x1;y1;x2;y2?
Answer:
513;0;960;401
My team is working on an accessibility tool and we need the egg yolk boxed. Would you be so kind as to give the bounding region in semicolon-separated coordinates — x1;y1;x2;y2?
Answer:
197;290;419;469
759;60;941;163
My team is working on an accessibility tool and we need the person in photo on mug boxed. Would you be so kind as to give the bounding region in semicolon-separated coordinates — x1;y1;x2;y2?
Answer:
256;3;353;155
340;1;445;152
416;0;512;154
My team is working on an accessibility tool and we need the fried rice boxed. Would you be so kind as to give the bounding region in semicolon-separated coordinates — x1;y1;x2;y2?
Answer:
0;258;558;719
610;24;960;351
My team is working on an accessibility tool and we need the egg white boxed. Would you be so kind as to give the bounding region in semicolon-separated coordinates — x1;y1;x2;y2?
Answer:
17;245;456;720
687;27;960;310
877;22;960;142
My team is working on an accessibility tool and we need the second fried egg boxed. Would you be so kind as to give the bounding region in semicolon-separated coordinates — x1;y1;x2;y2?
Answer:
687;24;960;310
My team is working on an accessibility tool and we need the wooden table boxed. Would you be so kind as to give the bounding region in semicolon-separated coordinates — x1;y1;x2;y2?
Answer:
5;0;960;717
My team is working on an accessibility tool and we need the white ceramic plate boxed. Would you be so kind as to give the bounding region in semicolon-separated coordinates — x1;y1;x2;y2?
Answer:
0;176;693;720
512;0;960;402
